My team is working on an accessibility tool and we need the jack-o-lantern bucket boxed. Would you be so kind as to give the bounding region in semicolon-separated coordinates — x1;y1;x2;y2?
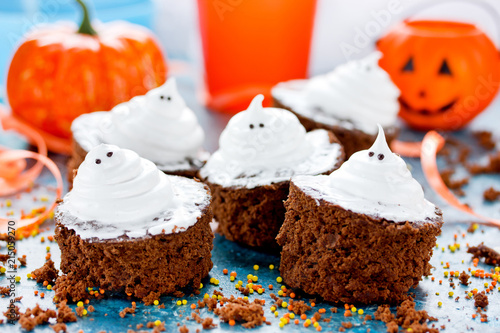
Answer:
378;19;500;131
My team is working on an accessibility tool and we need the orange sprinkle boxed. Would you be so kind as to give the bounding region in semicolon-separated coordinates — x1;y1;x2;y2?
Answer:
43;281;48;286
468;268;471;272
344;304;350;310
492;281;497;287
294;319;299;325
300;314;307;320
283;293;287;297
34;291;38;296
283;313;290;318
311;318;316;324
431;277;435;281
40;293;45;298
304;322;310;328
288;305;293;311
190;304;196;309
316;326;322;332
344;310;352;317
290;292;296;299
310;302;316;307
223;269;228;275
229;319;235;326
230;271;237;277
481;318;487;322
439;280;442;285
40;237;45;243
126;293;133;296
318;308;326;314
131;302;136;306
100;289;105;294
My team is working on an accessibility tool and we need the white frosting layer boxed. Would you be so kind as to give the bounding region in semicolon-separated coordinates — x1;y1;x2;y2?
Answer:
272;52;400;135
56;144;210;240
71;78;206;168
200;95;343;188
293;126;439;223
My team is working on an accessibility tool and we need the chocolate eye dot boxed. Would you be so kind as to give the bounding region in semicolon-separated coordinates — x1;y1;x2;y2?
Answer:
167;96;171;101
378;154;384;160
160;95;164;99
249;124;254;129
107;152;113;157
368;151;374;157
95;159;101;164
259;123;264;128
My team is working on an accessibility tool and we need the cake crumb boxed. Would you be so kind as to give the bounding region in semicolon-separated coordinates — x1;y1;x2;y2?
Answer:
0;254;10;263
119;302;137;318
439;169;468;196
341;322;353;329
289;299;311;315
179;325;189;333
468;152;500;175
19;304;57;331
18;256;27;267
31;259;59;284
142;291;161;306
375;299;438;333
474;291;489;308
467;243;500;265
56;301;77;323
473;131;496;150
459;271;470;285
483;187;500;202
51;323;67;333
213;295;265;328
88;305;95;313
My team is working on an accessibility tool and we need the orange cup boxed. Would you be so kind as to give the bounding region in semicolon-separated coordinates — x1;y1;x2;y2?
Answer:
197;0;317;113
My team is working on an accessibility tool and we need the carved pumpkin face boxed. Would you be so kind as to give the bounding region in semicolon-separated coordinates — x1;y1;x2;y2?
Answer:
378;20;500;131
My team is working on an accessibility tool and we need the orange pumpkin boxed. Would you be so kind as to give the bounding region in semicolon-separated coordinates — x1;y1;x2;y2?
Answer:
378;20;500;131
7;0;167;140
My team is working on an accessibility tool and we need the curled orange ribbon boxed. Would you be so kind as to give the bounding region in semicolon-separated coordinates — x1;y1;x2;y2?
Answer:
0;105;64;237
392;135;500;228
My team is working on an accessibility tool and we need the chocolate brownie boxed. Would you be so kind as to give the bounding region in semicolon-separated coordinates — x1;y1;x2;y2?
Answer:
273;95;399;158
276;181;443;304
54;203;213;302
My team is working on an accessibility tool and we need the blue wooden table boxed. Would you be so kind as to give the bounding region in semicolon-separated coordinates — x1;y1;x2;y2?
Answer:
1;71;500;332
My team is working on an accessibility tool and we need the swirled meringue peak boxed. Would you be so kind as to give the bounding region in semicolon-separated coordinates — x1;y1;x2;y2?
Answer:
56;144;210;240
200;95;343;188
292;125;439;223
302;52;400;134
72;77;206;169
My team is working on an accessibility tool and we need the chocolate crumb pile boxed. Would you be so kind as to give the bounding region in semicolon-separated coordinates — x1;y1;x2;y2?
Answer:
459;271;470;286
213;295;267;328
119;302;137;318
16;301;76;332
467;243;500;265
31;259;59;285
374;299;438;333
483;187;500;202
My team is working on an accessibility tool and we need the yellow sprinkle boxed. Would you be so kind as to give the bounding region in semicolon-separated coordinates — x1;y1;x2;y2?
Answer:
47;285;52;290
454;272;459;277
484;283;489;288
253;265;259;270
442;247;445;252
210;277;215;284
448;292;454;297
276;277;283;283
249;289;254;294
182;299;187;305
278;290;284;296
305;319;311;325
49;212;54;219
176;300;181;306
214;279;219;286
435;292;440;296
270;306;276;312
279;321;284;328
282;302;288;308
471;270;476;275
235;284;240;290
247;274;253;280
204;293;209;299
258;288;263;294
281;285;286;291
269;264;275;270
77;301;84;307
218;295;222;300
456;244;461;249
313;322;319;328
472;223;478;230
248;283;253;289
351;307;357;313
199;283;203;289
289;313;295;319
83;309;88;316
46;246;50;252
238;280;243;285
6;200;12;207
444;271;449;277
440;261;443;265
252;275;258;282
408;329;413;333
212;295;217;299
230;276;235;282
0;267;5;274
358;309;364;315
40;196;49;202
154;320;161;326
15;276;21;283
154;300;159;306
495;267;500;272
449;245;456;253
243;296;248;300
438;302;442;307
27;274;31;279
468;292;473;297
274;311;279;317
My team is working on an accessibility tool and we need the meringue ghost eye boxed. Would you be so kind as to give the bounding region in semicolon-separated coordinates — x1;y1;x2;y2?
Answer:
378;154;385;160
259;123;264;128
249;124;254;129
167;96;171;101
368;151;374;157
95;159;101;164
107;152;113;157
160;95;164;100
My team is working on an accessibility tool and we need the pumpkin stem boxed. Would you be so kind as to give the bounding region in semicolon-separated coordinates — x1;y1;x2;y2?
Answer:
76;0;97;36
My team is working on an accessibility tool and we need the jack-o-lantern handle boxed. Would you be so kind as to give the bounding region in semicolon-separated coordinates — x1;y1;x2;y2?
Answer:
76;0;97;36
